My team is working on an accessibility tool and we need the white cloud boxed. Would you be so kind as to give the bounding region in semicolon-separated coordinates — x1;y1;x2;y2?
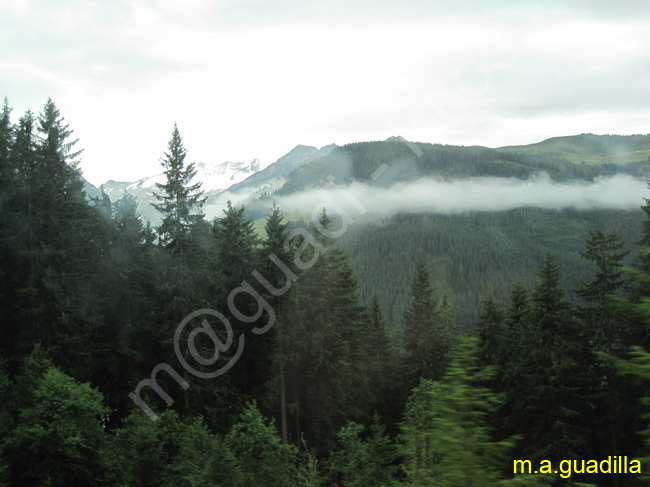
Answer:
0;0;31;15
267;174;647;222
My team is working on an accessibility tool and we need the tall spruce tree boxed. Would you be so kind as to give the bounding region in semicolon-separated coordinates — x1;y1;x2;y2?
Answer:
283;209;368;452
515;253;591;466
258;203;296;444
150;124;213;414
0;98;13;194
577;227;629;354
0;101;18;364
477;287;506;368
578;227;632;477
362;294;396;425
9;100;108;380
211;201;260;396
212;200;259;293
152;123;206;252
402;257;439;383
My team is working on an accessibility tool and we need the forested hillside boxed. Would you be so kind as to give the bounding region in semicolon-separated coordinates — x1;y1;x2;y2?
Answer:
271;136;650;200
2;99;650;486
337;208;642;328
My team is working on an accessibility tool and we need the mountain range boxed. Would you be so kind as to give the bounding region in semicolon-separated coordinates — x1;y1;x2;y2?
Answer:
85;133;650;224
86;143;336;223
82;133;650;327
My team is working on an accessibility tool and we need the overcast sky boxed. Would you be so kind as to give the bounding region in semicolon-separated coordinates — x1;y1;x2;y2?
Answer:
2;0;650;185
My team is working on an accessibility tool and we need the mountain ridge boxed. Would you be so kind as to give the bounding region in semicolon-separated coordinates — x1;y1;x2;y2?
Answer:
84;133;650;222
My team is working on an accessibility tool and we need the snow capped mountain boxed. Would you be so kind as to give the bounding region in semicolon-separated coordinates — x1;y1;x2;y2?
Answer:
100;157;270;222
193;159;271;192
98;145;334;223
117;158;271;195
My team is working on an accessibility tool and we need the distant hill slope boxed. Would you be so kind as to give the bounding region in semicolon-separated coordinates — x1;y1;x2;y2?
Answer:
270;135;650;202
497;133;650;165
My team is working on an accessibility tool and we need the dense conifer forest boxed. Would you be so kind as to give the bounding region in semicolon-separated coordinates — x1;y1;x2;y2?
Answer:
1;98;650;486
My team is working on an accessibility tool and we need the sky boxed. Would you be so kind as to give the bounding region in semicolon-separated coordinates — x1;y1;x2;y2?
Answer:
2;0;650;186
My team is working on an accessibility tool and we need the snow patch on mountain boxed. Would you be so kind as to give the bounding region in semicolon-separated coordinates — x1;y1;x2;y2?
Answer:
113;158;272;195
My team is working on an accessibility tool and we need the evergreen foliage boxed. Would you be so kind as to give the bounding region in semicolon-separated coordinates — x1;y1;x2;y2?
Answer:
152;123;206;252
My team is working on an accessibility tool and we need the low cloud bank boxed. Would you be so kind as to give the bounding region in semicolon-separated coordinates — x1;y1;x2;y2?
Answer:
270;173;647;219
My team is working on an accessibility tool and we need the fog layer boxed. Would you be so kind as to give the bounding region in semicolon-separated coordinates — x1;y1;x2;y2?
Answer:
267;173;646;220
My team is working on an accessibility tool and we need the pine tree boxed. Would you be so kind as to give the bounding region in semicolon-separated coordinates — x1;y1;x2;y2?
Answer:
97;192;160;428
212;200;259;293
282;210;368;452
362;294;396;424
506;280;530;337
516;252;590;465
4;111;38;363
10;100;108;380
0;101;18;364
152;123;206;252
36;98;83;186
477;287;506;367
499;280;532;442
577;226;629;354
613;347;650;484
577;227;633;477
211;200;261;396
0;97;13;184
258;203;296;444
402;257;439;382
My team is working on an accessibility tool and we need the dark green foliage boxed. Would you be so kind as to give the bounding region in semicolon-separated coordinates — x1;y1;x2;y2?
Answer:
477;287;506;367
511;253;592;467
4;99;109;380
613;347;650;484
152;123;206;252
436;293;458;365
6;366;108;487
362;294;399;423
212;200;259;291
0;355;11;487
226;402;296;487
577;227;629;353
279;210;371;453
211;200;264;398
402;257;440;382
336;208;640;329
115;410;244;487
258;203;296;443
329;417;397;487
